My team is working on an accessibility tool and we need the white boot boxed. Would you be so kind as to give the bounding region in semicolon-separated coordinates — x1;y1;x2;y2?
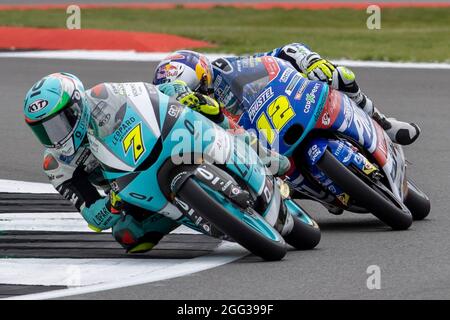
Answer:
332;66;421;145
372;111;421;145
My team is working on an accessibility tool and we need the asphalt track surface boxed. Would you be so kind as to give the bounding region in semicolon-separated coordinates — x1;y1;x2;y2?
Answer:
1;57;450;299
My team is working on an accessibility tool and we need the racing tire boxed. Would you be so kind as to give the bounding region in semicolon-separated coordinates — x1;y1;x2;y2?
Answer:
284;215;321;250
316;150;413;230
404;180;431;221
177;178;287;261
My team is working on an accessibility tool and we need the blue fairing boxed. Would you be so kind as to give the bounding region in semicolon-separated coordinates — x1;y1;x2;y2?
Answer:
211;55;329;156
210;55;396;205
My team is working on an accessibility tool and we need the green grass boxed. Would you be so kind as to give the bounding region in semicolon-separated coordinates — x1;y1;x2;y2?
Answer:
0;7;449;62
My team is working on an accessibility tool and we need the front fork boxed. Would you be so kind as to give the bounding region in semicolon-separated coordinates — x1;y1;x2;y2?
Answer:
304;138;380;207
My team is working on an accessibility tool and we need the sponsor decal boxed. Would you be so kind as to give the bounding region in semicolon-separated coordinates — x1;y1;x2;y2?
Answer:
221;91;236;109
342;152;353;163
28;99;48;113
248;87;274;122
321;112;330;126
308;144;321;163
241;56;257;69
335;141;344;156
285;73;301;96
94;207;114;226
111;116;136;146
342;95;354;129
72;90;81;101
47;173;64;181
156;63;182;80
126;83;143;97
337;193;350;206
168;104;182;118
92;101;111;127
372;123;389;167
328;184;337;194
175;196;210;232
354;154;363;164
294;81;308;101
75;148;91;166
165;54;185;60
261;56;280;81
212;58;233;73
362;159;377;175
171;171;188;192
213;74;223;90
303;83;321;114
236;59;242;72
280;68;294;83
98;114;110;127
122;122;145;163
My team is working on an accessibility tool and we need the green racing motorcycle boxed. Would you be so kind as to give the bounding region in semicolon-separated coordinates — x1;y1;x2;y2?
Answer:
87;82;321;261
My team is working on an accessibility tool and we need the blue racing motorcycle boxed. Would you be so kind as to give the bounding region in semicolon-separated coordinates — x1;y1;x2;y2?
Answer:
216;56;430;230
86;82;320;261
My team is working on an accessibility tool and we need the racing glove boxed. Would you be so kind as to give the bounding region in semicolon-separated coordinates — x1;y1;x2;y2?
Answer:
177;91;221;116
302;52;336;83
158;80;223;120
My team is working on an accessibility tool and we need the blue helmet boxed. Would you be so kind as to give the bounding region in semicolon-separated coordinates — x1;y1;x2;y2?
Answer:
153;50;213;94
23;72;90;156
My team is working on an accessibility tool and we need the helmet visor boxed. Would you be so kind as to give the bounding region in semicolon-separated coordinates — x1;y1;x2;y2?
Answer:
29;101;82;148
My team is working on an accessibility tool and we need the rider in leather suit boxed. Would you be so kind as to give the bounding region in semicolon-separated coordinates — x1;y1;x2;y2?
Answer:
153;44;421;147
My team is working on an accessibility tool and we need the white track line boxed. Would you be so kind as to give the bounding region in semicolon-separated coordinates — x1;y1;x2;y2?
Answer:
0;179;57;193
1;179;247;299
5;241;245;300
0;212;200;234
0;50;449;69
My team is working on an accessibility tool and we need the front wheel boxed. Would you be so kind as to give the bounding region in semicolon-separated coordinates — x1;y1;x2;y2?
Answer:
283;200;321;250
177;178;287;261
405;180;431;220
316;150;412;230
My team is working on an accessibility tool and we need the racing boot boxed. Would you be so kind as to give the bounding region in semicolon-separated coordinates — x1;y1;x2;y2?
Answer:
112;209;179;254
332;66;421;145
372;109;421;146
112;214;161;253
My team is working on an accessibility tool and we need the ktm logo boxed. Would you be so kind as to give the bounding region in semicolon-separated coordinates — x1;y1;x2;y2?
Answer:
28;99;49;113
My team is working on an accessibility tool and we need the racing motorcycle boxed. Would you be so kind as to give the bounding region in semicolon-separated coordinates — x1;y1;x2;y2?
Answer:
223;56;430;230
86;83;320;261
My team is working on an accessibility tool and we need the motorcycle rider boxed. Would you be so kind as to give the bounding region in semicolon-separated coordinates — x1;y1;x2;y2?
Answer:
23;72;290;254
23;73;193;254
152;45;420;146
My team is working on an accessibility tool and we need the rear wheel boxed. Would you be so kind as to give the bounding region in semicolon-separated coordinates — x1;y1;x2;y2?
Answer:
316;150;412;230
405;180;431;220
177;178;287;261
